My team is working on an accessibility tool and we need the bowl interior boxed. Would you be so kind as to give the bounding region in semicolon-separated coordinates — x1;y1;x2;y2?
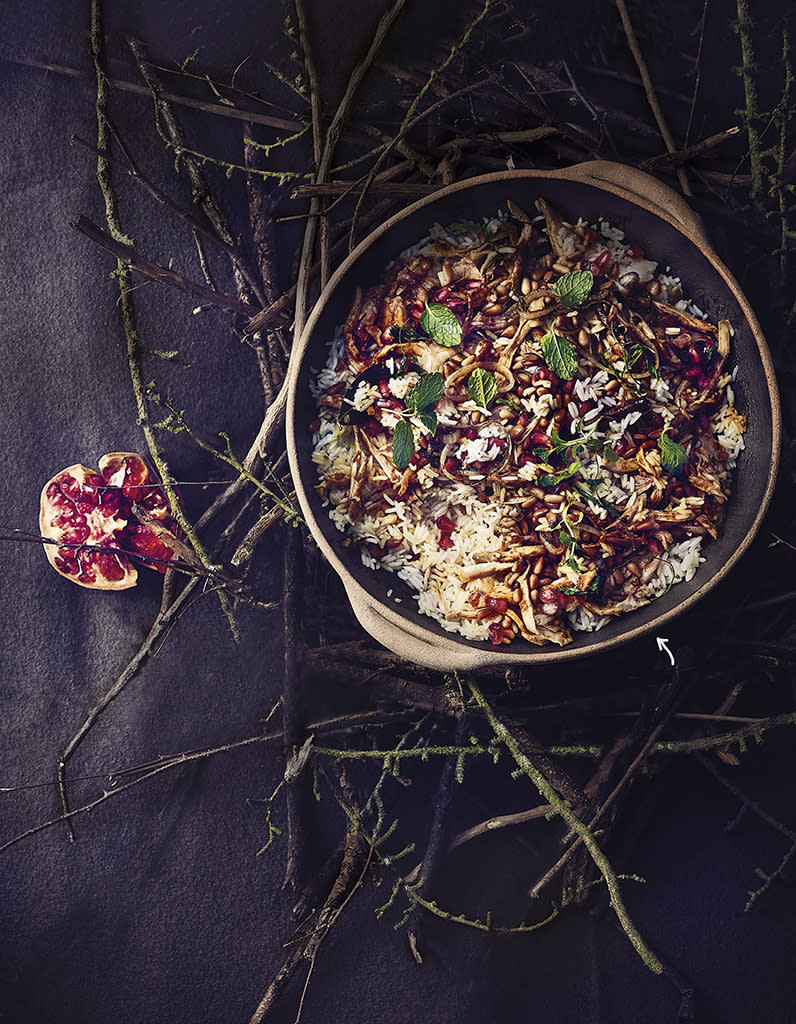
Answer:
289;173;777;662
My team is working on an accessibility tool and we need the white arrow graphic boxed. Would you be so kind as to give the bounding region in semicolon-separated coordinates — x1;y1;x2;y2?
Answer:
656;636;675;667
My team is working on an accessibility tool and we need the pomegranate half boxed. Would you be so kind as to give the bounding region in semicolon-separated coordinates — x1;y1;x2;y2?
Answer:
39;452;180;590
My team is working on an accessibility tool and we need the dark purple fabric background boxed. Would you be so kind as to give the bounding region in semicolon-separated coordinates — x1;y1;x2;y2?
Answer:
1;2;794;1021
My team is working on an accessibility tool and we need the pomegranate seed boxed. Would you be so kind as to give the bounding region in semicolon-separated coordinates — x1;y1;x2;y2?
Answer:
488;621;505;645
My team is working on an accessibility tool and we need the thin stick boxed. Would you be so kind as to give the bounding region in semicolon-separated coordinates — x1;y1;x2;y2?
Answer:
72;215;258;315
281;529;306;892
641;126;740;169
467;677;663;974
8;727;263;855
11;56;300;131
231;499;294;567
244;133;290;402
247;825;370;1024
71;131;252;264
2;710;397;798
405;716;466;961
614;0;692;197
529;715;670;899
734;0;764;203
292;181;438;199
294;0;329;290
129;38;268;310
403;803;553;883
684;0;710;147
293;0;408;337
58;575;201;840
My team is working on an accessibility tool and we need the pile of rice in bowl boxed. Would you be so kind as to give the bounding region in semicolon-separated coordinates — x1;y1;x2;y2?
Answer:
310;199;746;647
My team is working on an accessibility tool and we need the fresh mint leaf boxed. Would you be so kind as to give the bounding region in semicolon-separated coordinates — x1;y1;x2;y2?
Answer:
414;410;438;436
467;367;498;409
392;418;415;470
420;303;462;348
657;428;688;475
405;371;444;414
550;269;594;309
540;328;578;381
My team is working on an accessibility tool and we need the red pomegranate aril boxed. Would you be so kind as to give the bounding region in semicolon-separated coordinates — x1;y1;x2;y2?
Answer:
488;621;505;645
485;596;508;614
540;586;564;608
617;440;633;457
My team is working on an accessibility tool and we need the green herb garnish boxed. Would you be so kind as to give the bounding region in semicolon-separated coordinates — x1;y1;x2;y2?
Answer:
550;269;594;309
405;372;444;416
539;462;581;487
624;341;643;370
657;427;688;475
414;410;438;436
420;303;462;348
559;577;600;597
392;418;415;471
387;323;420;344
467;367;498;409
602;443;619;463
540;328;578;380
391;371;445;471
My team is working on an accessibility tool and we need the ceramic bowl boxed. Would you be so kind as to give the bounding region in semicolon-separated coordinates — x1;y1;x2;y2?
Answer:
286;162;780;671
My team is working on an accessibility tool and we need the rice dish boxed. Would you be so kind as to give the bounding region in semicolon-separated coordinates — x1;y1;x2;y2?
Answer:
310;200;746;647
